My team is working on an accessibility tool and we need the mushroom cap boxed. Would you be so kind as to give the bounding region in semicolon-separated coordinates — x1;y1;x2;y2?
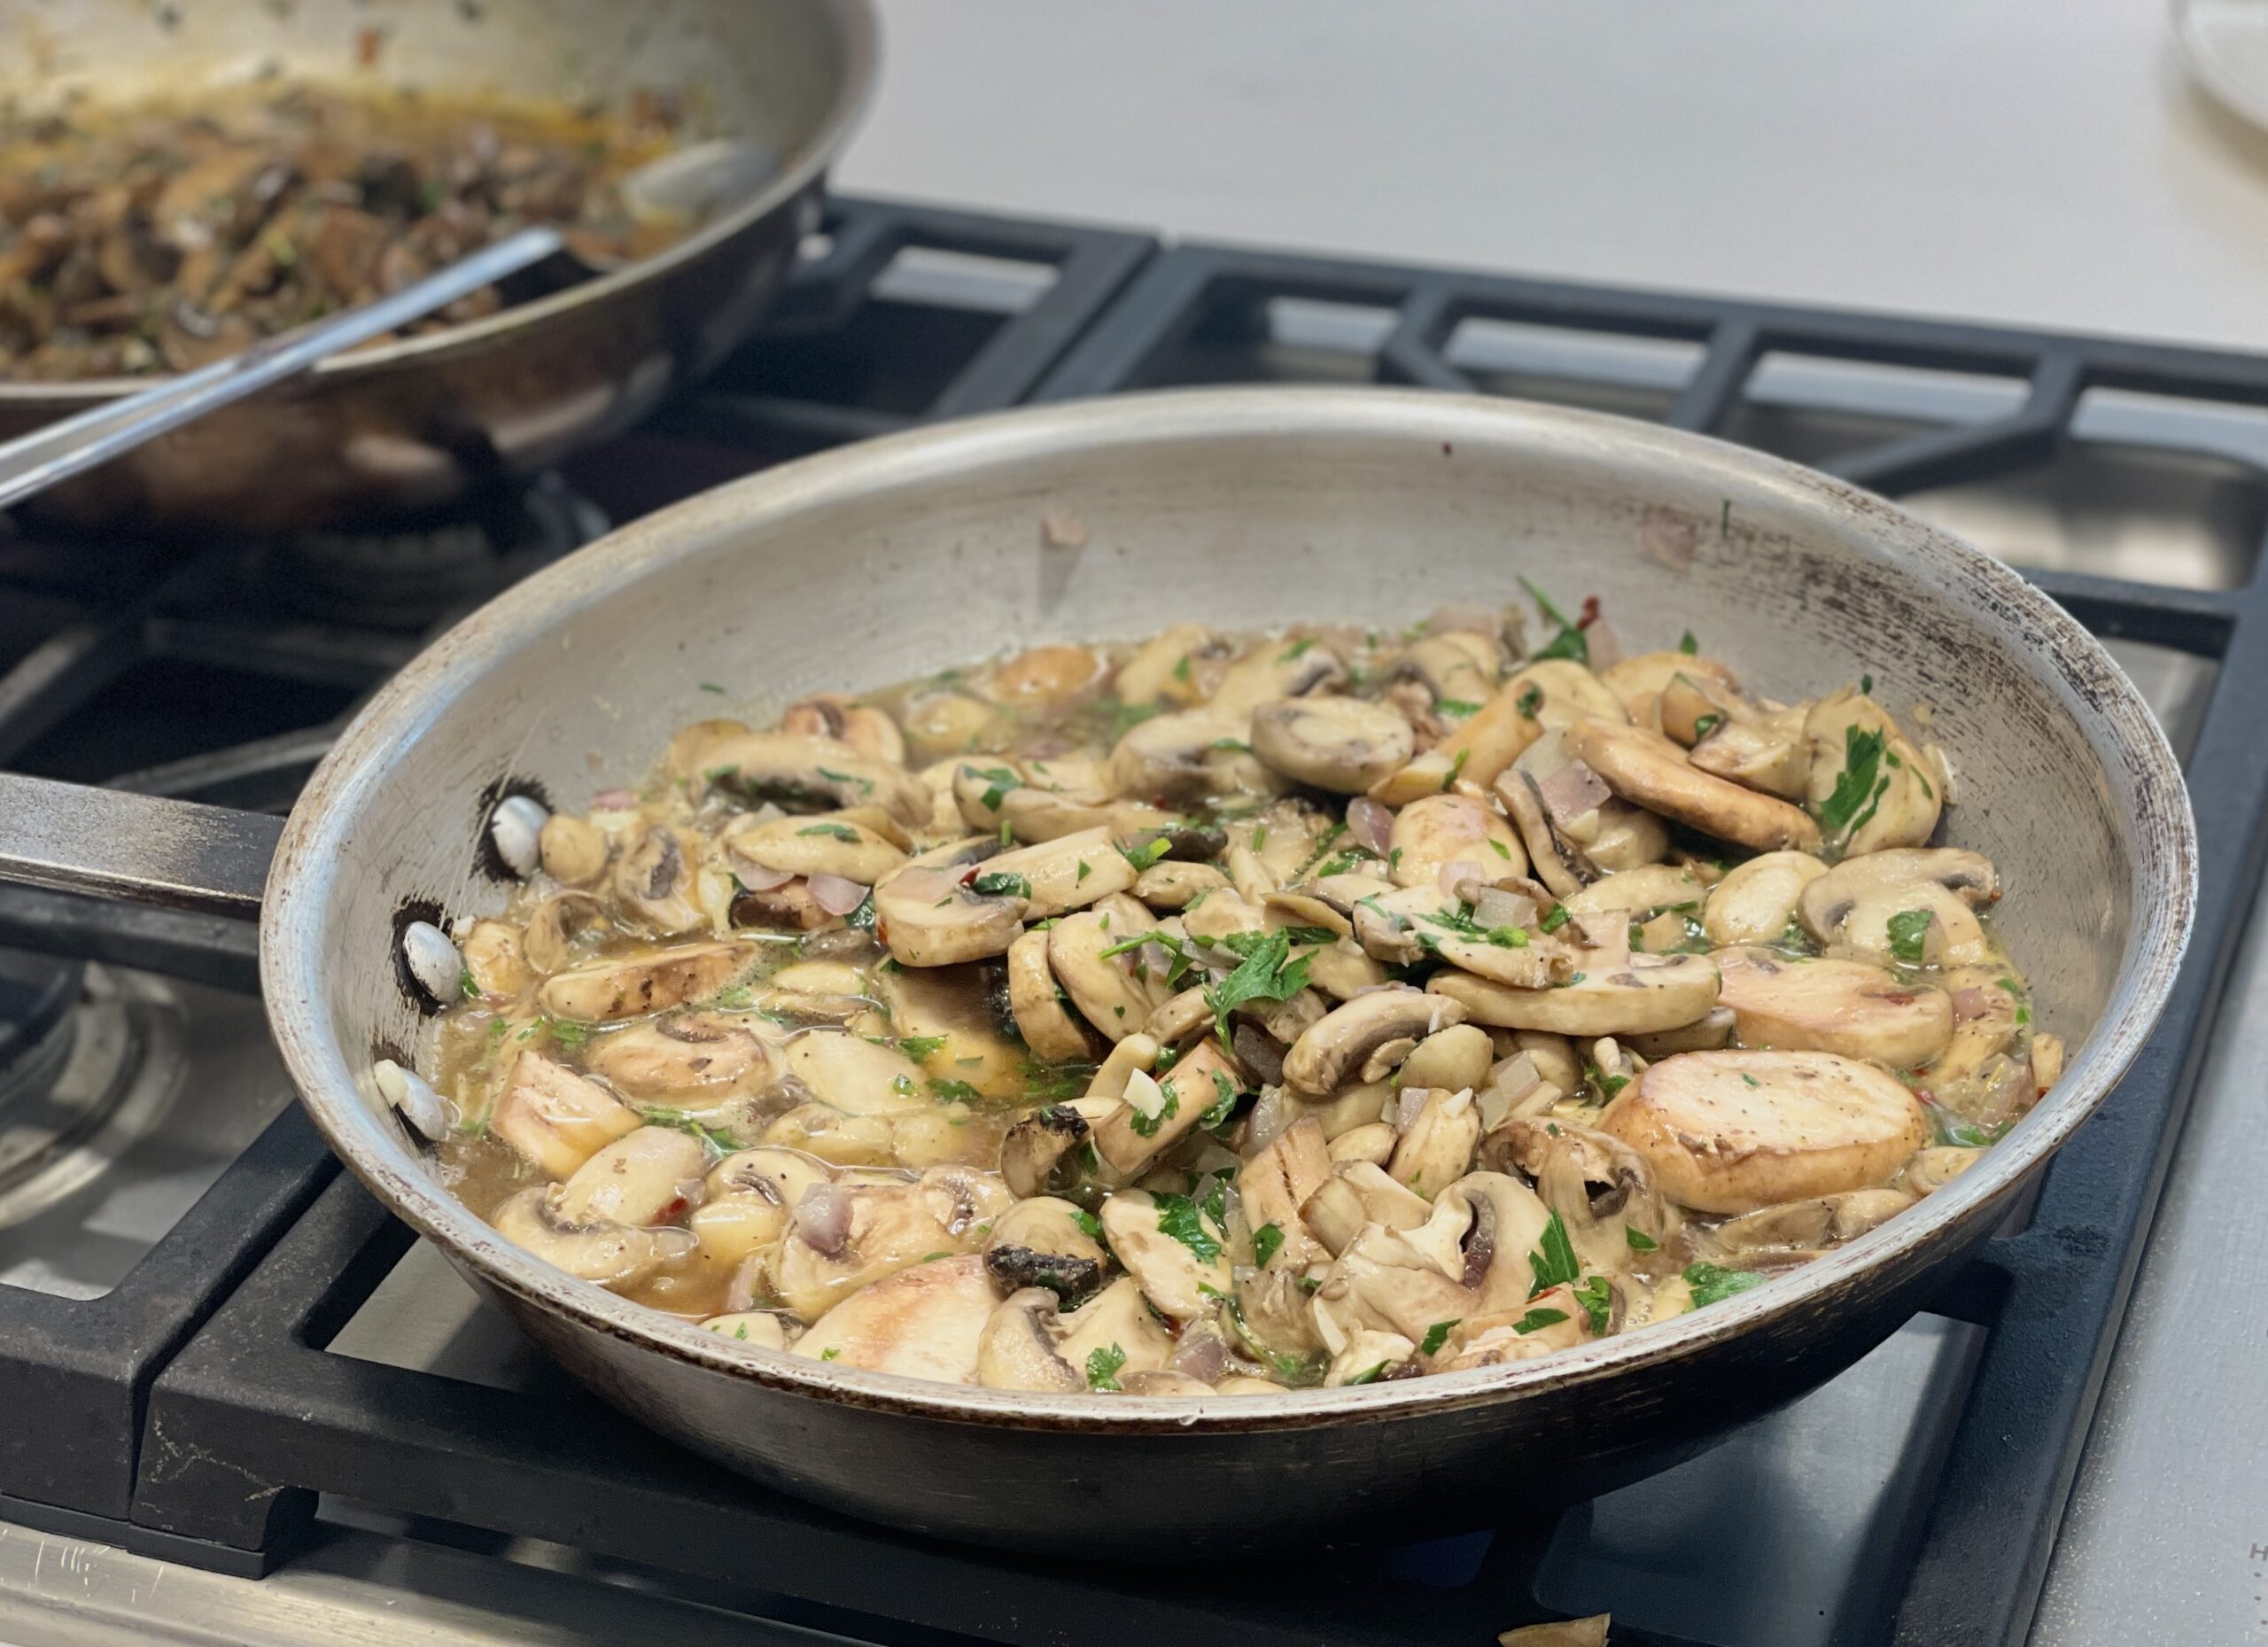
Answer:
1281;986;1469;1096
976;1287;1084;1391
1599;1047;1930;1214
789;1253;999;1383
1562;718;1821;853
1005;928;1099;1063
537;940;759;1024
697;732;932;827
722;812;909;887
874;866;1026;968
555;1125;706;1226
1387;793;1526;890
1798;847;2000;966
585;1013;770;1103
1427;952;1719;1037
1108;710;1279;804
1248;696;1417;794
1702;851;1829;948
1047;908;1167;1043
1713;946;1953;1068
490;1185;670;1289
491;1049;642;1178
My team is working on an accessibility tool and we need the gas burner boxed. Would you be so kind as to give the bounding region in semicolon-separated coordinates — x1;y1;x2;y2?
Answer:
261;473;609;630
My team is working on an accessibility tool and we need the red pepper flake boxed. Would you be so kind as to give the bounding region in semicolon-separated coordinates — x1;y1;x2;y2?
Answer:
1576;595;1602;631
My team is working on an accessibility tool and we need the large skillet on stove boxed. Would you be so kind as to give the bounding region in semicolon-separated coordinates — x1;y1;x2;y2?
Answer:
0;389;2195;1555
0;0;874;532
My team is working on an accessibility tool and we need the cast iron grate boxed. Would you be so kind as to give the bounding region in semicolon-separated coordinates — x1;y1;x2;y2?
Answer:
0;194;1154;1550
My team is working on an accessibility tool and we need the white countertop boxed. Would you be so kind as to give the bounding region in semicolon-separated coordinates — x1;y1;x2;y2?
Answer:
836;0;2268;353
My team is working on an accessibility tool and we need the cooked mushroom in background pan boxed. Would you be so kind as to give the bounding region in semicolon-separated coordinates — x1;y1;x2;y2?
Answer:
408;587;2061;1394
0;83;701;380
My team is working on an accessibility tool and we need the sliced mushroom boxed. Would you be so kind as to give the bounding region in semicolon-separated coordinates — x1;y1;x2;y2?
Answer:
1208;636;1348;715
1328;1122;1400;1167
1599;1048;1930;1214
1490;1118;1679;1270
1057;1277;1178;1385
1713;1187;1915;1254
1115;623;1226;708
1703;851;1829;947
1398;1023;1495;1094
697;733;931;828
1238;1116;1332;1270
773;1178;970;1318
1387;793;1526;889
983;1196;1111;1306
1281;987;1468;1095
1497;1616;1613;1647
1388;1087;1481;1200
1798;848;2000;967
523;891;608;974
1092;1038;1241;1176
1005;928;1098;1062
1622;1006;1737;1058
1713;947;1953;1067
874;865;1025;967
538;813;610;886
999;1102;1111;1199
778;693;906;765
1563;719;1821;853
1248;696;1416;794
721;812;908;888
460;919;532;998
1133;860;1232;909
586;1013;771;1104
1109;710;1282;804
1322;1330;1420;1387
1805;689;1941;854
789;1253;998;1383
782;1031;930;1116
537;940;759;1024
699;1311;793;1352
1439;1170;1557;1316
1901;1145;1986;1194
554;1125;707;1226
1099;1186;1231;1322
1428;952;1719;1037
762;1105;897;1167
491;1185;678;1289
687;1147;832;1264
1602;651;1743;724
977;1287;1084;1391
612;827;708;935
1691;714;1813;801
1049;906;1168;1042
976;825;1138;917
492;1049;643;1177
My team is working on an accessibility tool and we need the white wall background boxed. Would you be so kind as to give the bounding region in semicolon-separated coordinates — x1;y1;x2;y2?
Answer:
835;1;2268;350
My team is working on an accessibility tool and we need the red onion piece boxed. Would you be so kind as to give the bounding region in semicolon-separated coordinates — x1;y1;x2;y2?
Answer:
1169;1327;1231;1385
733;862;796;893
1951;986;1992;1022
1537;760;1611;826
592;788;636;810
1346;796;1394;857
1437;858;1489;899
1583;618;1625;672
795;1183;852;1257
808;873;870;916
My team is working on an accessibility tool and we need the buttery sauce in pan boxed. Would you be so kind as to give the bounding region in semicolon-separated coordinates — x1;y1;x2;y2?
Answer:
408;592;2055;1395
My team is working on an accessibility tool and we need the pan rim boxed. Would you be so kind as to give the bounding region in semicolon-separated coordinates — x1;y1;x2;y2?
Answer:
261;385;2198;1433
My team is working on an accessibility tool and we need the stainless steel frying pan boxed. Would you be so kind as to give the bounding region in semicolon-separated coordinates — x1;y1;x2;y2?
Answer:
0;389;2196;1556
0;0;874;532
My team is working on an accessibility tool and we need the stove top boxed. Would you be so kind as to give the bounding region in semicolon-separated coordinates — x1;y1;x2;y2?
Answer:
0;197;2261;1647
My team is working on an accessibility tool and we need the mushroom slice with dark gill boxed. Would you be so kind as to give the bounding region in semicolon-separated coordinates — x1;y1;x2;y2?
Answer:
983;1196;1110;1307
537;940;760;1024
873;866;1026;967
492;1049;642;1177
1798;847;2000;967
696;732;932;828
491;1185;687;1290
1247;696;1416;794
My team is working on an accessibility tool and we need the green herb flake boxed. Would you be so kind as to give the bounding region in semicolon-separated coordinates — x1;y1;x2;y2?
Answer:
1684;1262;1767;1307
1173;653;1193;683
1200;1068;1242;1130
1127;1080;1179;1138
1344;1361;1391;1386
1200;928;1313;1045
1519;576;1589;664
962;765;1023;812
1886;907;1935;966
1118;835;1173;871
635;1107;738;1150
1541;904;1572;934
1625;1225;1659;1253
1860;673;1875;695
1252;1223;1285;1268
1741;1072;1761;1089
734;1322;750;1339
1678;630;1698;655
1280;636;1318;662
1152;1190;1225;1265
898;1036;947;1061
1692;712;1723;741
1488;838;1512;860
1516;683;1544;719
1441;749;1470;789
972;871;1033;899
1528;1211;1581;1297
1817;724;1890;842
820;1347;841;1361
797;823;861;842
698;680;727;695
816;765;874;796
1073;1208;1105;1240
1419;1319;1459;1356
1252;824;1269;851
1434;698;1480;719
1511;1307;1570;1336
546;1018;590;1050
891;1075;914;1096
1572;1275;1614;1334
928;1078;983;1103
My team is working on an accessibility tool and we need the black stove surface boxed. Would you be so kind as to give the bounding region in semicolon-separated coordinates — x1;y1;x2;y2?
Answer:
1;198;2264;1647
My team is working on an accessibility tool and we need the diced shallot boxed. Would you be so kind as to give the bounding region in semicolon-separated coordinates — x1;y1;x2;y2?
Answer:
733;862;796;894
1472;886;1536;930
1537;761;1611;826
794;1183;852;1257
1346;796;1394;857
808;873;870;916
1436;858;1489;898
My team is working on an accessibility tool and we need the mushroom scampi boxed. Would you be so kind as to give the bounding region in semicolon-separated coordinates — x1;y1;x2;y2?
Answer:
415;589;2056;1394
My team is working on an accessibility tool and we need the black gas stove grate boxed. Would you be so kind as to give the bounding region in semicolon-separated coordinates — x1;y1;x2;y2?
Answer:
1;217;2263;1647
0;193;1153;1552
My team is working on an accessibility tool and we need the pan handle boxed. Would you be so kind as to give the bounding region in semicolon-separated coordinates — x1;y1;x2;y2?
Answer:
0;773;279;920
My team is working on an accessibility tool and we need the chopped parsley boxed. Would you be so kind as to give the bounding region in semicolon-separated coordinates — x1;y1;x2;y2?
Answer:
1435;698;1481;719
1200;928;1312;1044
1528;1210;1581;1297
1442;749;1470;789
1692;712;1723;741
1084;1344;1127;1391
890;1075;914;1096
1344;1361;1391;1386
1488;837;1512;860
1199;1068;1241;1129
1127;1080;1179;1138
1572;1276;1614;1333
1152;1191;1224;1264
820;1347;841;1361
1073;1208;1106;1239
1173;653;1193;683
1118;835;1173;872
1540;904;1571;933
635;1107;739;1150
458;967;480;1000
1511;1307;1570;1335
699;680;727;695
1817;723;1891;842
897;1036;947;1061
1252;1222;1285;1267
816;765;874;796
1684;1262;1767;1307
1625;1225;1659;1253
1678;630;1699;655
1076;859;1092;882
1419;1319;1459;1356
1886;907;1935;966
928;1078;983;1103
734;1322;750;1339
1860;673;1875;695
1938;1115;2012;1148
1280;637;1318;662
1740;1072;1761;1089
972;871;1032;899
797;823;861;842
961;765;1022;812
846;890;878;931
1589;1066;1630;1101
1516;683;1544;719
